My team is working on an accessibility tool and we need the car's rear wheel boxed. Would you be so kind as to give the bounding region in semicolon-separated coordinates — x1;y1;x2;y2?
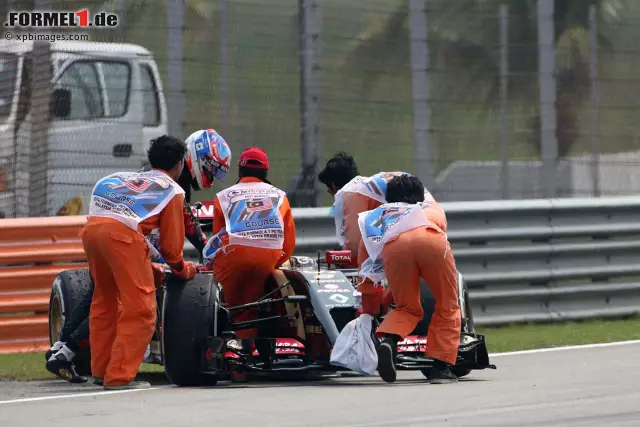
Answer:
413;272;473;336
410;279;435;336
458;272;476;335
48;269;93;377
162;273;219;386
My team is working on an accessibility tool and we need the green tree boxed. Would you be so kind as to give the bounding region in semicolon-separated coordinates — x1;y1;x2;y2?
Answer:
344;0;626;159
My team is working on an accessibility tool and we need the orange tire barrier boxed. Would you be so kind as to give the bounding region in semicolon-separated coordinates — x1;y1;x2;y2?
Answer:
0;315;50;354
0;215;89;354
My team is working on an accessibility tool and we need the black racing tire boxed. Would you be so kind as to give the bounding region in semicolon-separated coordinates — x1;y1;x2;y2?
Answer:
48;269;93;377
410;279;435;336
412;272;474;337
458;271;476;335
451;367;472;378
416;272;472;379
451;276;473;379
161;273;219;386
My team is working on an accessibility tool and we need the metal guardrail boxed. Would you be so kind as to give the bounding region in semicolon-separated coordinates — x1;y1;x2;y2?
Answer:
2;196;640;353
443;197;640;325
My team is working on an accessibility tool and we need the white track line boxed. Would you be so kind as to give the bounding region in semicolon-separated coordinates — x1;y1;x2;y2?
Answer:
489;339;640;357
0;385;173;405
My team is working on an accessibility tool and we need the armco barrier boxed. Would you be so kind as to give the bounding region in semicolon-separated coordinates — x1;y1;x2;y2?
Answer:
443;197;640;325
3;196;640;353
0;216;89;354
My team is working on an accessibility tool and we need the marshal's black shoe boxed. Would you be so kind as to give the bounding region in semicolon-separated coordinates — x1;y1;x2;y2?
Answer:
376;335;399;383
427;360;458;384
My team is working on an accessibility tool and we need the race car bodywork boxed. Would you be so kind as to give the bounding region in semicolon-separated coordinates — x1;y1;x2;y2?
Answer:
190;202;494;376
48;251;495;385
160;252;495;385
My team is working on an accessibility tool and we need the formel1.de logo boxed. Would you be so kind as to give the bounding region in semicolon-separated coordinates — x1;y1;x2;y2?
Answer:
4;10;119;28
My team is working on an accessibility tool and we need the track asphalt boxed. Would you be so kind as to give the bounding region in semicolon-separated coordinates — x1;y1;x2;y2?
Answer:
2;341;640;427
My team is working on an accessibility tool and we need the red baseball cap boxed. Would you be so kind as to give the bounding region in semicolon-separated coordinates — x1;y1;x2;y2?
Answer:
238;147;269;170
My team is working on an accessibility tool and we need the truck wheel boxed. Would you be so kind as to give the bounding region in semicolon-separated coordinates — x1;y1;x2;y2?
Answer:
48;269;93;377
161;273;219;386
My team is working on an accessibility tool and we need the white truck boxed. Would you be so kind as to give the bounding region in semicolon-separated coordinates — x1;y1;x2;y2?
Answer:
0;40;168;218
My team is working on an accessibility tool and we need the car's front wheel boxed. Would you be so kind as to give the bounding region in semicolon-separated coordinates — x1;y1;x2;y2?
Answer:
161;273;219;386
48;269;94;377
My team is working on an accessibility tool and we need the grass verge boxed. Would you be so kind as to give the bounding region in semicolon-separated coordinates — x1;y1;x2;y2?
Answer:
2;317;640;381
0;354;163;382
476;316;640;354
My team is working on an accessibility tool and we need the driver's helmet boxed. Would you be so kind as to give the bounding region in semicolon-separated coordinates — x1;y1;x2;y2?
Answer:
185;129;232;190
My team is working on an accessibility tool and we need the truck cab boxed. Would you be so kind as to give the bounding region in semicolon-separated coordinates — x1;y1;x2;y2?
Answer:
0;40;168;217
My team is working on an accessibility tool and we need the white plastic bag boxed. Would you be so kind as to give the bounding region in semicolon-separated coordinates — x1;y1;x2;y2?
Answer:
330;314;378;376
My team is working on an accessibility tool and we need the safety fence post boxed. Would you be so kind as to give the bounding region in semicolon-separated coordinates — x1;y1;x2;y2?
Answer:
28;41;52;218
166;0;185;137
298;0;322;207
499;4;510;199
408;0;432;188
588;4;601;197
537;0;558;198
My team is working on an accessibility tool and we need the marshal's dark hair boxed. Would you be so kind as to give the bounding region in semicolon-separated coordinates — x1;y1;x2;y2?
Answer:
318;152;359;192
147;135;187;172
385;175;425;204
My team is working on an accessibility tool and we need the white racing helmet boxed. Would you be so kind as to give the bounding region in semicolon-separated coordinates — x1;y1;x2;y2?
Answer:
185;129;232;190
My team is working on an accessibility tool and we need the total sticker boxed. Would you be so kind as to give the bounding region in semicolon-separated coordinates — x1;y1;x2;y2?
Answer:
329;294;349;304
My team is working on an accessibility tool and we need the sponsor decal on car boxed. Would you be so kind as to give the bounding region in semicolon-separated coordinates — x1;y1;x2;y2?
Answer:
275;347;306;355
328;294;349;304
314;273;337;280
396;336;427;352
325;303;353;309
276;339;302;348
